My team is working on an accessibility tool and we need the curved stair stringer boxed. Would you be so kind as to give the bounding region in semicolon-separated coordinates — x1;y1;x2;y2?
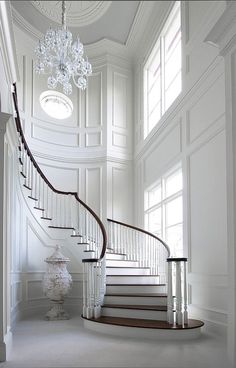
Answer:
12;83;108;319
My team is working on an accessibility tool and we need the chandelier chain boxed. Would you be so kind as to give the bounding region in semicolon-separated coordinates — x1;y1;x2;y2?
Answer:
62;0;66;29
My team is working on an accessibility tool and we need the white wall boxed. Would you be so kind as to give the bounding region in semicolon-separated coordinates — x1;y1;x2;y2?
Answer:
10;24;133;320
134;1;228;332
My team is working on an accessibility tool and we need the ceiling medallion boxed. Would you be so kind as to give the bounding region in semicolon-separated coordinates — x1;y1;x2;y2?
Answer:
31;1;112;27
40;91;73;120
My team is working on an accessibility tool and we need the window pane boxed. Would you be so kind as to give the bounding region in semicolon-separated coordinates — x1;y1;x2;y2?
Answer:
164;1;181;112
165;196;182;227
148;74;161;113
148;184;162;208
164;6;181;57
165;169;183;197
148;48;160;87
166;224;183;257
149;207;162;233
165;43;181;89
165;71;181;110
148;102;161;132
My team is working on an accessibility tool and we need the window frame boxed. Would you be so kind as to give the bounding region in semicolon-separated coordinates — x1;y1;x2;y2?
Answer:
144;164;183;257
143;1;182;139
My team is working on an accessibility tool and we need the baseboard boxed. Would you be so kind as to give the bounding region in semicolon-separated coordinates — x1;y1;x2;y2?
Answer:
11;301;83;322
0;341;6;362
4;328;12;360
189;305;227;338
0;327;13;362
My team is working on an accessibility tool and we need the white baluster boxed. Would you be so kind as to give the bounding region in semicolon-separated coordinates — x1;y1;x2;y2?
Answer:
82;262;87;317
183;260;188;324
167;260;174;324
176;261;183;325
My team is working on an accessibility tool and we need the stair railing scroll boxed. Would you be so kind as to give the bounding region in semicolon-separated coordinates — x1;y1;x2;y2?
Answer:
107;219;189;325
12;83;107;320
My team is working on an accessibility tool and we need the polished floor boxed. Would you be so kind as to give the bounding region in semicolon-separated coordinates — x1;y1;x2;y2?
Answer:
0;315;229;368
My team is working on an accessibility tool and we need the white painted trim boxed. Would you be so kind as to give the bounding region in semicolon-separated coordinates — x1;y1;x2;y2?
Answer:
0;1;19;85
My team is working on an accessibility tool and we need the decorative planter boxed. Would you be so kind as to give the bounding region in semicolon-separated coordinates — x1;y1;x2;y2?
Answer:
43;245;72;320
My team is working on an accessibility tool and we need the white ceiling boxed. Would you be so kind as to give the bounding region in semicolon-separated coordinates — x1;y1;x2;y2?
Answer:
10;0;140;45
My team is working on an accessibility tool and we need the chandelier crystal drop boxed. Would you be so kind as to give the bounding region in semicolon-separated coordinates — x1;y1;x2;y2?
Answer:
34;0;92;95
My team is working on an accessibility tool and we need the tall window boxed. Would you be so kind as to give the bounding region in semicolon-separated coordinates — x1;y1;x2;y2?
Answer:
144;165;183;257
144;1;181;138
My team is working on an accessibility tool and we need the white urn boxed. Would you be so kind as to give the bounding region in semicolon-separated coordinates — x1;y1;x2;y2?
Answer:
43;245;72;320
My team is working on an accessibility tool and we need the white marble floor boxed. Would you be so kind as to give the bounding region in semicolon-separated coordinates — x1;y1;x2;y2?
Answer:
0;315;229;368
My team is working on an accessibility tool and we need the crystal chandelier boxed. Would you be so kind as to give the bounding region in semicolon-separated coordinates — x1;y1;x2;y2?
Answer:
34;0;92;95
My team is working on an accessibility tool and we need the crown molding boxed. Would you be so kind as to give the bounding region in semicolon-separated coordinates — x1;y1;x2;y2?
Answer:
126;1;155;54
31;1;112;28
12;6;42;41
0;1;19;84
205;1;236;56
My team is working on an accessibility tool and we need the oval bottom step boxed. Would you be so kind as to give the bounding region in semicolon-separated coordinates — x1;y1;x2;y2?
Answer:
83;316;204;340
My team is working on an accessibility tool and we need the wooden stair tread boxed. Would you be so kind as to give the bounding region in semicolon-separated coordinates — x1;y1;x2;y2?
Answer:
83;316;204;330
105;293;167;297
48;226;75;230
107;274;159;277
106;283;165;286
34;206;44;211
106;266;150;269
102;304;167;311
28;196;37;201
106;252;127;256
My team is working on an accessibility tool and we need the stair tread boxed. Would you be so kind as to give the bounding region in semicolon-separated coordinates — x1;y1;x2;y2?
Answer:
107;275;159;277
106;252;127;256
105;293;167;297
106;283;166;286
106;266;150;269
83;316;204;330
102;304;167;311
48;226;75;230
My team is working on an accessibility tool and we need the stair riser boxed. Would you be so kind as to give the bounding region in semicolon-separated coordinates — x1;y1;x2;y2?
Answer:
106;268;151;276
106;254;126;260
104;295;167;306
101;307;167;320
106;285;166;294
106;275;159;284
106;260;139;267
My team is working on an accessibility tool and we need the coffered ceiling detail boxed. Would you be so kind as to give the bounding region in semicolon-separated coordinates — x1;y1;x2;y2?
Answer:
31;1;112;27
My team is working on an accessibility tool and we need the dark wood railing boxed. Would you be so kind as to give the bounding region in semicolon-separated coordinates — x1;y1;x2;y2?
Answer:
12;83;107;262
107;218;171;257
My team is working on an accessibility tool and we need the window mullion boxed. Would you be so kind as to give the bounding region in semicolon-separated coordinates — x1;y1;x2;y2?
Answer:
160;35;165;116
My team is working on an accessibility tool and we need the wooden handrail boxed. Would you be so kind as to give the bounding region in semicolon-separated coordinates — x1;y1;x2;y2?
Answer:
107;218;171;257
12;83;107;262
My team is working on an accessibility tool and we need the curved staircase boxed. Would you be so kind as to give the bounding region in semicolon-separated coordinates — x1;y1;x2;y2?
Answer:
12;83;204;340
83;222;204;339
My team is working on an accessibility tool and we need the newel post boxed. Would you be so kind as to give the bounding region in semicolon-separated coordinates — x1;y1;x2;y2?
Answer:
167;257;188;326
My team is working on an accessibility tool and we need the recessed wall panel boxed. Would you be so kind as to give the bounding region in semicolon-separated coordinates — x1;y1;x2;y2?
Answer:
86;168;101;215
189;131;227;275
87;73;102;127
188;74;225;143
32;124;79;147
113;73;127;128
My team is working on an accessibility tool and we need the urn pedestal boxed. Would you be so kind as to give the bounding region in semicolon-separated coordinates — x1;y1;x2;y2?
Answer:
43;245;72;321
